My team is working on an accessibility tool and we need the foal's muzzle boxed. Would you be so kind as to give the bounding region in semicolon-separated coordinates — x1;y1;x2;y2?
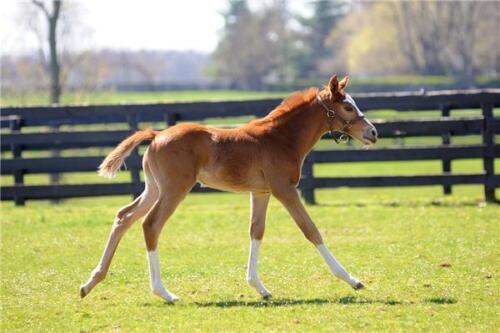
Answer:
362;127;378;144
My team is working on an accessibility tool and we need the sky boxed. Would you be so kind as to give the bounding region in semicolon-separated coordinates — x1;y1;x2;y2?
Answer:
1;0;310;56
0;0;228;55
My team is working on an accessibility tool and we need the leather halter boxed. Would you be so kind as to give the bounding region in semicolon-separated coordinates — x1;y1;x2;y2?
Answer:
316;93;365;144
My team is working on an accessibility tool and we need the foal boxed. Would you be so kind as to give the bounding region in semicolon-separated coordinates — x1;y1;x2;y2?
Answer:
80;75;378;302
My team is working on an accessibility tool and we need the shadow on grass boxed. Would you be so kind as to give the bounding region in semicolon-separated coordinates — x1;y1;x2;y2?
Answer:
425;297;457;304
315;200;483;209
142;296;457;308
194;295;403;308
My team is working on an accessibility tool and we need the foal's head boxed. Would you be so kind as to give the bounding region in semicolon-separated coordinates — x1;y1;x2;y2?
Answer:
318;75;377;145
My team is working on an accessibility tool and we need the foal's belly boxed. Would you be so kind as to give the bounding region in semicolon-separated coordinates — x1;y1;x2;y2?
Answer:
197;165;269;193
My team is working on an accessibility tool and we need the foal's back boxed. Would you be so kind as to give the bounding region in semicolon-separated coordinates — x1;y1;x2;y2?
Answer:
149;122;271;192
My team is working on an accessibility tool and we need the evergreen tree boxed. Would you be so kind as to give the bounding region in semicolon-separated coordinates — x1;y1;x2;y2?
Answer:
298;0;348;77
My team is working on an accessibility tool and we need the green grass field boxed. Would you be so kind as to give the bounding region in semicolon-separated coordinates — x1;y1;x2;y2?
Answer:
0;90;290;107
1;185;499;332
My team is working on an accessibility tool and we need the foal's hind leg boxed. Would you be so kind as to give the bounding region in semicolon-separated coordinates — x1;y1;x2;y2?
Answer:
80;163;158;298
142;178;195;302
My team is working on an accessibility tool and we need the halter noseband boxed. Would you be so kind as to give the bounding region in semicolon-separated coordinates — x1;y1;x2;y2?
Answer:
316;93;365;144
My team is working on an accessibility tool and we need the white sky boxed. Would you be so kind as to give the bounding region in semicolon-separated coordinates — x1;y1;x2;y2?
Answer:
1;0;310;55
0;0;228;54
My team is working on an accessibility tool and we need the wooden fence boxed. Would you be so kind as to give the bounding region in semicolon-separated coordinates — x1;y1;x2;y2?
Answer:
1;89;499;205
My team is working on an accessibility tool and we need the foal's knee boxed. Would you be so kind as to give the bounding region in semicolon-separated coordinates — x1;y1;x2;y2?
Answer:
249;220;265;240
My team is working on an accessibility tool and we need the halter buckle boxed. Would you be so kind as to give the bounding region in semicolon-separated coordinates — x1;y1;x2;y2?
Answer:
343;122;353;130
339;134;349;143
330;131;350;144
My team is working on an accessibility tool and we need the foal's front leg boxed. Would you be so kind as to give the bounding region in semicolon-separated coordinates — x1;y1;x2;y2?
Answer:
246;192;272;298
273;187;364;290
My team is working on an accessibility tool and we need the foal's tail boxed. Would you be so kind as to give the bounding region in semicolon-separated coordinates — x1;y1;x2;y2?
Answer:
98;129;158;178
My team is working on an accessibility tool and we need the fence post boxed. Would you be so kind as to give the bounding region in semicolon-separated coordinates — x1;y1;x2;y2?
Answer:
440;105;452;195
127;112;142;199
481;103;496;202
165;112;177;127
301;156;316;204
10;117;25;206
49;124;62;204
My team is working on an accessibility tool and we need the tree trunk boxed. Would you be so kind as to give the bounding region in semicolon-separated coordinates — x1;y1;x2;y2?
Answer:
31;0;63;200
48;0;61;104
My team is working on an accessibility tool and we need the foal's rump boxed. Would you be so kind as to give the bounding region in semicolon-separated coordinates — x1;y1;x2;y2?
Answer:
97;124;207;179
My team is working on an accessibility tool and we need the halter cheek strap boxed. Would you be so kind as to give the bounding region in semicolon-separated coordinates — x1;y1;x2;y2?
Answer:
316;94;365;144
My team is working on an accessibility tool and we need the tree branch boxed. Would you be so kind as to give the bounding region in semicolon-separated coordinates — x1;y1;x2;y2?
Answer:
52;0;61;22
31;0;50;19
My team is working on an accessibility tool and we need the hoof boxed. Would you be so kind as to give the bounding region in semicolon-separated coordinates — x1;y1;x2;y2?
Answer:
262;293;272;300
80;285;88;298
153;289;179;303
166;295;179;303
353;282;365;290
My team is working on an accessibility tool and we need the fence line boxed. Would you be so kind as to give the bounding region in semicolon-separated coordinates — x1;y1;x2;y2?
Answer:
1;89;499;205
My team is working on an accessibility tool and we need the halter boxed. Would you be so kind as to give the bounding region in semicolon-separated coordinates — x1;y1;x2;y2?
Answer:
316;93;365;144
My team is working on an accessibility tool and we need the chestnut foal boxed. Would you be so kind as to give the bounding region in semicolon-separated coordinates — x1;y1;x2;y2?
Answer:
80;75;378;302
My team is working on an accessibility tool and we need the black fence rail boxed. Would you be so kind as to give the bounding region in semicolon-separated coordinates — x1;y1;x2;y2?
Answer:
1;89;499;205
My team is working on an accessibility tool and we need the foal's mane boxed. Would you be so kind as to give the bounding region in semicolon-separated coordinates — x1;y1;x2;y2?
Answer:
267;87;319;119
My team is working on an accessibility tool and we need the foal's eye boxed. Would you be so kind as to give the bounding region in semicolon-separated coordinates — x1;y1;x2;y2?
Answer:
344;106;353;112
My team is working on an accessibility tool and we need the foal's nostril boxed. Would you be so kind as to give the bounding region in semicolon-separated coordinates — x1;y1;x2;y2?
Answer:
371;129;377;137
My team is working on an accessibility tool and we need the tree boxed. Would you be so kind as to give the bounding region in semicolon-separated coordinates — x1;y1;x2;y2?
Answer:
323;2;410;76
324;1;499;81
210;0;293;90
221;0;250;28
392;1;499;82
31;0;62;104
297;0;349;78
20;0;91;102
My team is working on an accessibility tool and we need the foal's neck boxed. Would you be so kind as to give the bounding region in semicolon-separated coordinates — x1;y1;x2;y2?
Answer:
266;100;329;158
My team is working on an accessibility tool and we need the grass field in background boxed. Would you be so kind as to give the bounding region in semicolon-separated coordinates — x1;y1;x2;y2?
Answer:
1;186;499;332
2;158;499;187
0;90;290;107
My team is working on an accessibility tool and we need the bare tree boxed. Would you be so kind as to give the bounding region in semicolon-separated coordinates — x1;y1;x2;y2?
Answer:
392;1;498;82
31;0;62;104
29;1;64;191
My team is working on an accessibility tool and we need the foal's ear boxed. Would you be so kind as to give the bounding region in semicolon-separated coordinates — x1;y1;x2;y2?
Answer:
328;75;339;93
339;76;349;90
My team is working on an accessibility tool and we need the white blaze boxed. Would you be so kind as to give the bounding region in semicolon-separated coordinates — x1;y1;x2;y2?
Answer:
343;93;364;117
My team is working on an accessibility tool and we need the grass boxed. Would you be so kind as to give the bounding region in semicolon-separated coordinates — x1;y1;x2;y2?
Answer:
1;89;499;331
3;72;499;107
350;75;456;86
0;90;289;107
1;185;499;332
